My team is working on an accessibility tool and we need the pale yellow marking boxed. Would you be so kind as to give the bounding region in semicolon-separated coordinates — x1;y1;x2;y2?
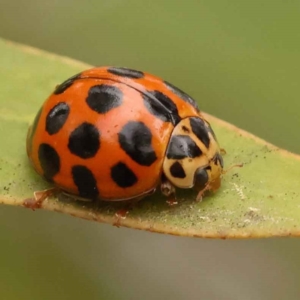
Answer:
163;117;222;189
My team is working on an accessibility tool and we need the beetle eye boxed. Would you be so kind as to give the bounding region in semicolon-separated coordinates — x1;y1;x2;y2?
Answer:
194;167;209;190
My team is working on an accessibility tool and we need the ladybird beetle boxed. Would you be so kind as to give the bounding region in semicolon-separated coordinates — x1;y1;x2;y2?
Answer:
26;66;224;202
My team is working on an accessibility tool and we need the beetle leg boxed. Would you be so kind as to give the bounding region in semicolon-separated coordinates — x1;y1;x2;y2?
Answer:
113;197;142;227
113;190;155;227
160;177;178;206
23;187;59;210
196;183;212;202
161;180;175;198
114;208;130;227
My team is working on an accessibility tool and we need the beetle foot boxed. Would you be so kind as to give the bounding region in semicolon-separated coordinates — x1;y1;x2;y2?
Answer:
23;187;59;210
196;184;212;202
113;196;143;227
114;208;130;227
161;179;178;206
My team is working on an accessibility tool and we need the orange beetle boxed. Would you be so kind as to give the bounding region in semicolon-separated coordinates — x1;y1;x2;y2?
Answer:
27;67;224;202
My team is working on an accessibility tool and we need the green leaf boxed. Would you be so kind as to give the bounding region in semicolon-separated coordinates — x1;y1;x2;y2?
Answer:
1;38;300;239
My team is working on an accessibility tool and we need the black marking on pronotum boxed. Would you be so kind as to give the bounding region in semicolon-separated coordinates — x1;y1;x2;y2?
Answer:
166;135;202;160
54;73;82;94
72;165;99;199
206;122;218;141
68;122;100;159
164;80;199;111
111;162;138;188
181;125;190;133
107;67;145;79
46;102;70;135
170;161;186;178
86;84;123;114
142;90;181;125
38;143;60;180
118;121;157;166
189;117;210;148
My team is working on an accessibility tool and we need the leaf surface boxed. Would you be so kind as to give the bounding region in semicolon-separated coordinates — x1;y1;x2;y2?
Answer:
1;38;300;238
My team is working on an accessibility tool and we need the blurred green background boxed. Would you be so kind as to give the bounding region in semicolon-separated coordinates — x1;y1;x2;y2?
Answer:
1;1;300;299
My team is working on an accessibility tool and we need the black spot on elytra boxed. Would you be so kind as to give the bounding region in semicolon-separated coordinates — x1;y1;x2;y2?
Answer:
170;161;186;178
107;67;144;79
86;84;123;114
118;121;157;166
54;73;81;94
38;143;60;180
190;117;210;148
72;165;99;199
166;135;202;159
143;90;181;125
111;162;138;188
46;102;70;135
194;168;209;190
164;80;199;111
68;122;100;158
